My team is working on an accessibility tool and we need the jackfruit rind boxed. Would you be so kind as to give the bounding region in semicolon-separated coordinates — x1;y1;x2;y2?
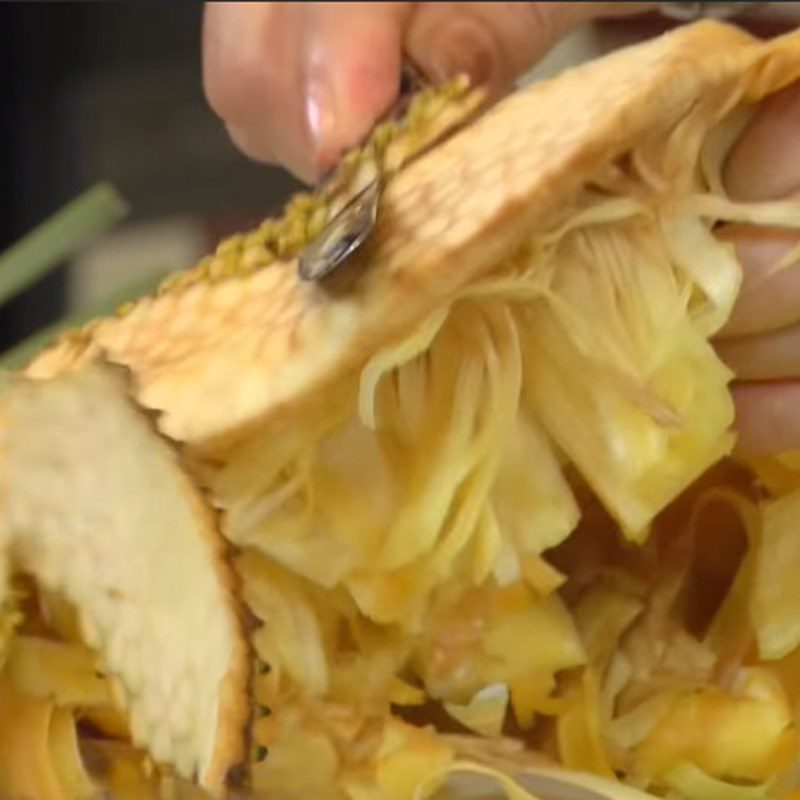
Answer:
0;360;250;790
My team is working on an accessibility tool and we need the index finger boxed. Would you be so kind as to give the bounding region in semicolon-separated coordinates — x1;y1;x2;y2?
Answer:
202;2;412;182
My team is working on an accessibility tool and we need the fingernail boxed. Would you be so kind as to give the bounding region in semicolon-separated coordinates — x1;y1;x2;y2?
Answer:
733;381;800;454
429;22;496;87
305;58;338;178
307;80;334;145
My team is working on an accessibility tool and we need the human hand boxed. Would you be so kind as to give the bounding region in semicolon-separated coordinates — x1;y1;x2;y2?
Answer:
713;81;800;453
202;2;653;183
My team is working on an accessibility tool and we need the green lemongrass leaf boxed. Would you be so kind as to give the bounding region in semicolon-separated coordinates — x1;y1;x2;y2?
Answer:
0;183;128;308
0;268;166;371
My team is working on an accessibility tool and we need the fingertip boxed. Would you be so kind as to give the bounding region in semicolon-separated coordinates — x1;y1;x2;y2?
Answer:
733;381;800;454
405;2;654;103
225;123;275;165
302;4;407;173
317;46;402;168
226;123;318;184
405;5;508;96
724;81;800;202
410;12;501;91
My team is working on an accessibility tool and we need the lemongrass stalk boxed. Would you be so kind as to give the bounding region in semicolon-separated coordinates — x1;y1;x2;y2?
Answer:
0;183;128;308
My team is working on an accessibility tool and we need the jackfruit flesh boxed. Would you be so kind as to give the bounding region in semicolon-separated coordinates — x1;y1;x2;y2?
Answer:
200;104;800;799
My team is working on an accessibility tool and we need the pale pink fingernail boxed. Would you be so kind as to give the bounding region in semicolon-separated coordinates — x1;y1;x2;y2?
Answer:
305;57;338;177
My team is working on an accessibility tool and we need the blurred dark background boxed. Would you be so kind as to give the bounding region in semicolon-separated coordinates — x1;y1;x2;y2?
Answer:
0;2;301;353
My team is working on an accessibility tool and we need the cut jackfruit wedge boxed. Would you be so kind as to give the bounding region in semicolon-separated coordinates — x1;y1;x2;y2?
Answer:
0;361;249;790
